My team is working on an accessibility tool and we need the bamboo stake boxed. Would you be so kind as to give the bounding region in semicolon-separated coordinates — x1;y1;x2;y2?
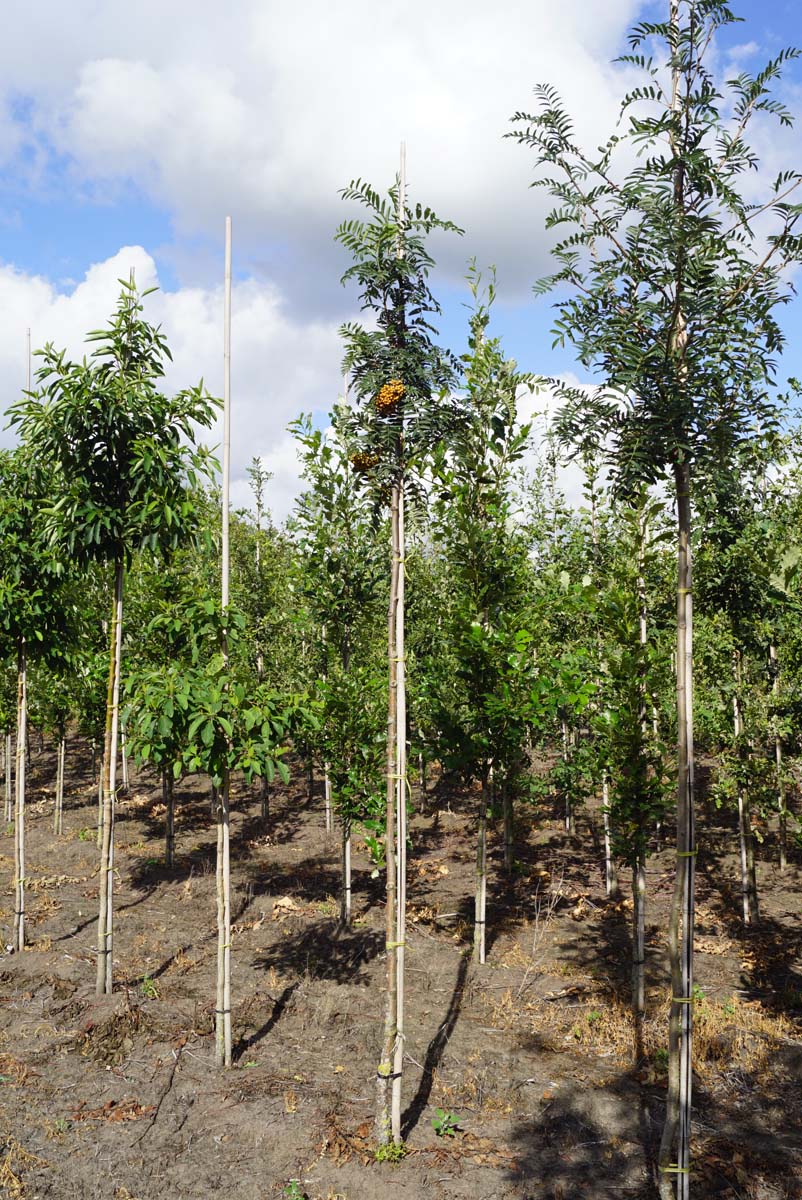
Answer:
96;559;123;994
391;466;408;1142
53;735;65;835
4;732;11;823
769;645;786;872
215;214;233;1068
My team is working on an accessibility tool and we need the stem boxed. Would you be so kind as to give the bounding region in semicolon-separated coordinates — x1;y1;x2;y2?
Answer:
164;769;175;868
13;643;27;953
391;478;407;1144
474;773;488;964
96;558;124;996
340;817;352;927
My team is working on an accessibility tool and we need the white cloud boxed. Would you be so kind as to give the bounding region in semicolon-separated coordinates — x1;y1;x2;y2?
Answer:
0;248;342;522
0;0;647;302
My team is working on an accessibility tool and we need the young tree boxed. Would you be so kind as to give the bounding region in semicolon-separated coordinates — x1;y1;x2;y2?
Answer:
511;3;802;1191
336;169;461;1145
11;281;218;995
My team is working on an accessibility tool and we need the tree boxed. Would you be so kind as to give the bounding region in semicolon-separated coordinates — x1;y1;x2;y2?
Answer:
510;3;802;1191
336;169;461;1146
11;280;218;995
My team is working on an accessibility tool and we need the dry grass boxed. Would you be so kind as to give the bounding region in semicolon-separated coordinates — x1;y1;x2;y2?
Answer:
0;1136;47;1197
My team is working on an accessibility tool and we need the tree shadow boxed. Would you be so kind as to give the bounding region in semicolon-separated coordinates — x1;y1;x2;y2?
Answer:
252;919;384;985
233;981;301;1060
401;949;470;1139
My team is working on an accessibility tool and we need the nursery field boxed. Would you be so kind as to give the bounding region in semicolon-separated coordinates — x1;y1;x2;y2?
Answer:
1;743;800;1200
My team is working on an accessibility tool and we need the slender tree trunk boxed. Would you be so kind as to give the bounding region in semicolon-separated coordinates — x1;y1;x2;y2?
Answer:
340;816;352;927
632;848;646;1057
121;728;129;793
96;754;104;848
561;719;574;834
474;772;489;963
307;757;314;804
260;775;270;824
602;773;619;898
96;558;124;996
658;460;696;1200
53;735;65;835
377;479;400;1145
502;781;514;873
769;644;786;873
324;763;333;836
391;480;408;1143
215;772;232;1066
733;652;759;926
13;643;27;953
164;769;175;868
5;732;13;823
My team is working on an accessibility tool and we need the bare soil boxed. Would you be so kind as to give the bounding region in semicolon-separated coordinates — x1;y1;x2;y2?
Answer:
0;741;801;1199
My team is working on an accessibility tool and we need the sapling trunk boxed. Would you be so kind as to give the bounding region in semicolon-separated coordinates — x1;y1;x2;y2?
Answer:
377;479;400;1145
474;772;489;964
769;646;786;873
561;720;573;833
632;848;646;1058
733;653;759;926
215;773;232;1066
502;781;514;874
96;754;104;848
324;763;333;836
121;729;129;793
96;558;124;996
340;816;352;927
164;769;175;868
602;773;619;898
5;732;12;823
260;775;270;824
390;479;408;1143
658;460;696;1200
13;643;27;953
53;736;65;835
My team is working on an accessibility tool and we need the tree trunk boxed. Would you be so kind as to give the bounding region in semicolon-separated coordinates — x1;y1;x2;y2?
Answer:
96;558;124;996
733;652;759;926
602;773;619;898
769;644;786;873
391;480;408;1144
164;769;175;868
632;848;646;1058
658;459;696;1200
215;771;232;1067
260;775;270;824
96;754;104;848
561;720;574;834
474;772;489;963
13;643;27;953
502;781;514;873
340;816;352;927
5;732;13;823
324;763;333;836
376;479;400;1145
121;729;129;793
53;736;65;835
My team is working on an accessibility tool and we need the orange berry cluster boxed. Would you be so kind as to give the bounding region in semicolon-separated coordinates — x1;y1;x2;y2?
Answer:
350;451;380;473
375;379;405;414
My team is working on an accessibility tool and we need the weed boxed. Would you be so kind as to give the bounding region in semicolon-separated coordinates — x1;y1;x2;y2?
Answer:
77;828;93;841
139;975;158;1000
374;1141;406;1163
431;1108;461;1138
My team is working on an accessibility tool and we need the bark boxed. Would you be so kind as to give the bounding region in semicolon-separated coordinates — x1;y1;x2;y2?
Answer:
733;653;759;926
561;720;574;834
376;479;400;1145
474;773;489;963
602;773;619;898
53;736;65;835
164;769;175;868
340;817;352;927
324;763;333;836
4;732;11;823
391;480;408;1143
769;645;786;873
632;849;646;1060
13;643;27;953
121;729;129;793
502;781;514;874
260;775;270;824
658;460;696;1200
96;754;104;848
215;772;232;1067
96;558;124;996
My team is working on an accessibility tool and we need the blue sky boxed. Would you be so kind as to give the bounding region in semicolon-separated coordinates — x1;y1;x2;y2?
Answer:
0;0;800;515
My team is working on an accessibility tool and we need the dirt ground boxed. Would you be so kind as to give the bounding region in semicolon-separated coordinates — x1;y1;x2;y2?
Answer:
0;740;801;1200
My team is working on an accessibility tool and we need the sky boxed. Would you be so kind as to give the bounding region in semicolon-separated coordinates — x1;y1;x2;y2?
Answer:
1;0;801;520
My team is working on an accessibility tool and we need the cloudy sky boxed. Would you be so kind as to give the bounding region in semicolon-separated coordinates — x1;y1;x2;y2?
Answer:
1;0;801;518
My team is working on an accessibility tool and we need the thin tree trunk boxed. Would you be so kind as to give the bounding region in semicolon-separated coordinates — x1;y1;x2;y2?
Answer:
260;775;270;824
121;728;129;793
733;652;759;926
340;817;352;927
54;735;65;835
96;558;124;996
307;757;314;804
602;773;619;898
502;781;514;873
96;754;104;848
658;459;696;1200
561;719;574;834
324;763;333;836
164;769;175;867
13;644;27;953
769;644;786;873
632;848;646;1058
474;772;489;963
5;732;12;823
377;479;400;1145
391;478;408;1143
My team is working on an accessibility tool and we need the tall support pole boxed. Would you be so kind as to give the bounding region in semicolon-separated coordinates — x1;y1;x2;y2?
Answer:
216;215;233;1068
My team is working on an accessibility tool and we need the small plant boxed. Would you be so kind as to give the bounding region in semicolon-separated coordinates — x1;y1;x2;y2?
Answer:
374;1141;406;1163
77;828;92;841
140;974;158;1000
654;1048;669;1068
282;1183;308;1200
587;1010;602;1026
431;1108;461;1138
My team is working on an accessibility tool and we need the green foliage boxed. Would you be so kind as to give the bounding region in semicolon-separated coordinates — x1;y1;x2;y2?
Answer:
431;1108;461;1138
